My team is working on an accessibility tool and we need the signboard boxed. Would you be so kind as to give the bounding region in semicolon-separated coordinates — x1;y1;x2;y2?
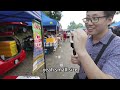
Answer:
32;19;44;74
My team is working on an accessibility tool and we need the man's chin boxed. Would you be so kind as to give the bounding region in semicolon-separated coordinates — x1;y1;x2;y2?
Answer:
88;32;94;35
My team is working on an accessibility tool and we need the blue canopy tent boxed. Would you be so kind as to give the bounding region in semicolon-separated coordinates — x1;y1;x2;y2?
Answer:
27;11;60;31
41;12;58;26
110;21;120;28
0;11;41;22
41;12;60;32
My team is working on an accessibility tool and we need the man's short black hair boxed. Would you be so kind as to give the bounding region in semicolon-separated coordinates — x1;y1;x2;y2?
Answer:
103;11;116;17
86;11;116;17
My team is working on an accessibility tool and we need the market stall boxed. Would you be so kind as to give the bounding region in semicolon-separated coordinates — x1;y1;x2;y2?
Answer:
42;12;60;53
43;26;59;54
27;12;61;54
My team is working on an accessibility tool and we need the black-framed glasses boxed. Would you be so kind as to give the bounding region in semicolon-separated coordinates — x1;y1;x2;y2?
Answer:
82;16;107;23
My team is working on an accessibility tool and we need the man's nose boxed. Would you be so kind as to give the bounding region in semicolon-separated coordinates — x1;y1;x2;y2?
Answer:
87;20;94;25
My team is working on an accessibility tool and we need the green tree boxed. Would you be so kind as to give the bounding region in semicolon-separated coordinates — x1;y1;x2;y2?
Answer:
77;23;83;28
67;21;76;30
67;21;83;30
43;11;62;21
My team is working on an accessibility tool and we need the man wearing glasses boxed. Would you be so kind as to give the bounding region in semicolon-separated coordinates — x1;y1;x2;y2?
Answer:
71;11;120;79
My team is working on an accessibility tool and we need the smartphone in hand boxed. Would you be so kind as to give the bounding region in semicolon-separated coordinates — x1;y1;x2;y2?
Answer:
70;42;76;55
70;34;76;55
73;49;76;55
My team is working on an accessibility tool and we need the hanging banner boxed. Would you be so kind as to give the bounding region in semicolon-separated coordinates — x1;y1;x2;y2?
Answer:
32;19;44;74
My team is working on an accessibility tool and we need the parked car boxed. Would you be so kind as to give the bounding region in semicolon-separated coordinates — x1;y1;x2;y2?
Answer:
0;22;26;75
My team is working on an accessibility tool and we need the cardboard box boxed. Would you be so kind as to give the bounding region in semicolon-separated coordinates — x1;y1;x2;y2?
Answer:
46;38;55;43
0;41;16;47
0;41;18;57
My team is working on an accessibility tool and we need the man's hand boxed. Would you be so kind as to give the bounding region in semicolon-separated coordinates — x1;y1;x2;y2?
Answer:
71;54;80;65
72;28;88;55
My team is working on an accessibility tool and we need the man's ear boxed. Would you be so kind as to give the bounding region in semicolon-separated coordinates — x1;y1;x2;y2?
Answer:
107;16;113;26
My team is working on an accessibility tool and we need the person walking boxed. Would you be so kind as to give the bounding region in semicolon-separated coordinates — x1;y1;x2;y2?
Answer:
63;31;67;42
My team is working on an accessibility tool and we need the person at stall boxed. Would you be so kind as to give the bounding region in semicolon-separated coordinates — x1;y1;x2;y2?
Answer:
47;32;54;38
43;28;48;38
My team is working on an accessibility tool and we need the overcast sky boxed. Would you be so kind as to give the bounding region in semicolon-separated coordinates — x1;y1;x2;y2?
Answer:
59;11;120;29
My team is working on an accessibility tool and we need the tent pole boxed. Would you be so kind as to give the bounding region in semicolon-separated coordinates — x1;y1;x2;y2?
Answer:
41;19;48;79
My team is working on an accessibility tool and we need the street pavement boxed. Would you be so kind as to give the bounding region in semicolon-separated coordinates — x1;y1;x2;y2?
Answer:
35;39;79;79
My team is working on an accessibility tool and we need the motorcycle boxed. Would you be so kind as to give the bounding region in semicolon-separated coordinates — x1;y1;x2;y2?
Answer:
22;35;34;51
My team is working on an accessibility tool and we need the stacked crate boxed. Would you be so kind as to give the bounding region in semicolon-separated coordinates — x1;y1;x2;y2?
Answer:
0;41;18;57
45;38;58;51
45;38;56;47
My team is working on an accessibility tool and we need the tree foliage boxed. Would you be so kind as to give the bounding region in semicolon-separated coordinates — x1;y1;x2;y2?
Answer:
43;11;62;21
67;21;83;30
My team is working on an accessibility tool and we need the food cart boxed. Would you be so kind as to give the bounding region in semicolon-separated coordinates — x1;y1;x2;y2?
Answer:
44;28;59;54
41;12;60;54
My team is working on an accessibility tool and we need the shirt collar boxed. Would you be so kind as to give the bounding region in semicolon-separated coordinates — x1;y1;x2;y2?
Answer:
89;29;113;45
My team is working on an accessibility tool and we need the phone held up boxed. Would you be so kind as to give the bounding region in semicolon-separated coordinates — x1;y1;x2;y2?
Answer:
70;35;76;55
